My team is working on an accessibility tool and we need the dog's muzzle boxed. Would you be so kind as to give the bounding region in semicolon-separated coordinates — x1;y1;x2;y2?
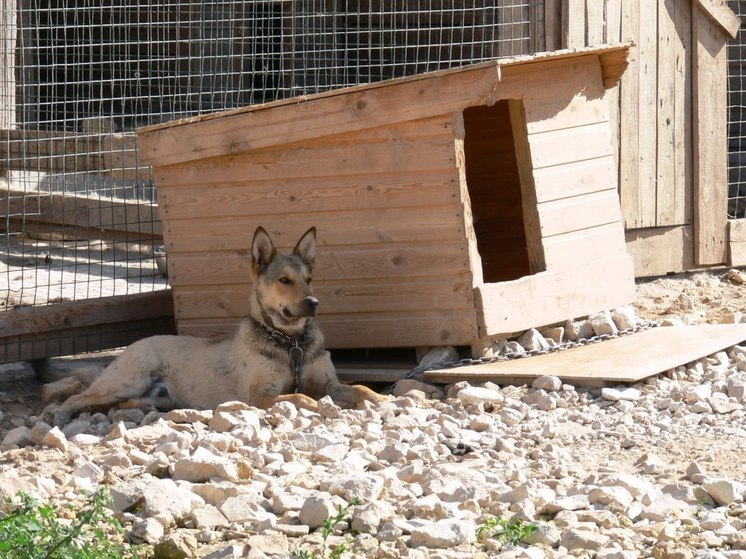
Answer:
304;296;319;317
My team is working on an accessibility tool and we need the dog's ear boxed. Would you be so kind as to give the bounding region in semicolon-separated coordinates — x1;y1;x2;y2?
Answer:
251;227;276;276
293;227;316;270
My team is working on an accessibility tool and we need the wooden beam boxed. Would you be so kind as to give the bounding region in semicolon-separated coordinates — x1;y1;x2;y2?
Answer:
0;291;175;363
136;45;633;168
625;225;694;276
423;324;746;385
1;187;162;237
0;290;174;338
693;0;741;39
692;7;729;266
729;219;746;266
475;254;635;337
0;129;143;178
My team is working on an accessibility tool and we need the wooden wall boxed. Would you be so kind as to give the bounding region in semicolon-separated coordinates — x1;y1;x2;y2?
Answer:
539;0;740;275
153;115;480;348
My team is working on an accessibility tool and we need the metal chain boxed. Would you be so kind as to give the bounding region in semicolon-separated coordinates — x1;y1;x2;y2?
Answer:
398;320;662;382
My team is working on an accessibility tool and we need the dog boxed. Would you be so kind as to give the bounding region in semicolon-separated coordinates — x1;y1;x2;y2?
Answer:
46;226;386;425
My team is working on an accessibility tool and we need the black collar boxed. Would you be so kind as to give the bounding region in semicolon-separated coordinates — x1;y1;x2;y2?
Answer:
250;315;312;393
250;314;312;348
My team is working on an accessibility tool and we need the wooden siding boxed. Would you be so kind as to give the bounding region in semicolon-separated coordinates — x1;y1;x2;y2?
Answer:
541;0;739;273
154;115;479;348
139;46;634;347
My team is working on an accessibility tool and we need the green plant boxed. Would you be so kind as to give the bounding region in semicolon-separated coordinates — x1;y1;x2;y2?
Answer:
0;487;146;559
476;515;538;547
293;497;362;559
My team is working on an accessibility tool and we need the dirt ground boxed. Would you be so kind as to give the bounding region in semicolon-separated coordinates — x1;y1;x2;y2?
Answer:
2;268;746;445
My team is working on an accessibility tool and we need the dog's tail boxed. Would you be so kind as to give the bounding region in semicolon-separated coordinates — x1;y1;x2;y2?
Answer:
31;359;102;386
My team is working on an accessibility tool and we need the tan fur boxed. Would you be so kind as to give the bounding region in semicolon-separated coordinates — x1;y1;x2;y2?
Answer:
46;227;386;425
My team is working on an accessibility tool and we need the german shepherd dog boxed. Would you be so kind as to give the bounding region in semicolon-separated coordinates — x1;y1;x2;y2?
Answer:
46;227;386;425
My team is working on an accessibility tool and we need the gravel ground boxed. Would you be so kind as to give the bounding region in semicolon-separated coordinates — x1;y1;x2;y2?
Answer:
0;270;745;559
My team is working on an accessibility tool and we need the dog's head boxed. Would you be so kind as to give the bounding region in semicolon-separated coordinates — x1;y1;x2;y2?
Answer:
251;226;319;335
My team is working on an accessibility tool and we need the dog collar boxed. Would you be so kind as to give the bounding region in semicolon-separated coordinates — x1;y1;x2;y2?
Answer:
251;316;312;394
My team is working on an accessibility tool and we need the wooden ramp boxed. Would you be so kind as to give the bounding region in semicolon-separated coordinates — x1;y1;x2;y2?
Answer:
422;324;746;386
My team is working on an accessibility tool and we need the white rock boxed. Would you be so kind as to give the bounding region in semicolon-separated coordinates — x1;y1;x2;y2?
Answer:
457;385;504;406
596;549;639;559
41;426;68;452
588;486;633;510
2;426;33;448
588;311;618;336
601;387;642;402
409;518;476;548
635;452;665;474
611;306;638;331
685;383;712;403
532;375;563;392
539;495;590;514
299;494;338;529
517;328;550;352
565;319;595;341
201;545;247;559
352;501;396;534
560;528;611;551
171;446;240;482
702;478;745;506
130;516;165;544
191;505;230;529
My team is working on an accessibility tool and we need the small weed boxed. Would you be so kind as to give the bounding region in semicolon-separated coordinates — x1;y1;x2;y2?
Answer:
293;497;361;559
476;515;538;546
0;487;146;559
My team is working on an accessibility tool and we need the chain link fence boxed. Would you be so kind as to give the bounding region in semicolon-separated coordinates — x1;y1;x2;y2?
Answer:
728;0;746;218
1;0;534;360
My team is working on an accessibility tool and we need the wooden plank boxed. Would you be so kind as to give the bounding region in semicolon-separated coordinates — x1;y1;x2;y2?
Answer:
173;276;475;319
675;0;694;225
624;224;694;276
0;129;142;177
539;188;624;240
656;0;678;226
533;157;617;204
163;207;466;254
1;187;162;237
509;100;545;275
157;171;461;221
637;0;659;228
544;0;563;51
154;135;456;187
618;0;642;228
0;290;174;338
585;0;605;45
423;324;746;385
136;46;633;168
0;316;175;364
728;219;746;265
543;223;628;268
528;122;613;170
168;243;470;287
692;7;728;265
605;0;623;171
176;310;480;349
476;254;636;337
562;0;587;48
692;0;741;39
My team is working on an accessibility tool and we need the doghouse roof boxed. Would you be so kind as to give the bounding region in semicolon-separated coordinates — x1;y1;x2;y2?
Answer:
137;43;632;168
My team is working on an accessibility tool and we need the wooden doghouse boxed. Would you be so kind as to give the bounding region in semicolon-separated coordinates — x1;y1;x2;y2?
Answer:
137;44;636;351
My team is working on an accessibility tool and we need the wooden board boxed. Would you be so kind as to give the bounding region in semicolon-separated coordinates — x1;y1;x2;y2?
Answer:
423;324;746;385
728;219;746;266
476;254;636;337
692;6;729;266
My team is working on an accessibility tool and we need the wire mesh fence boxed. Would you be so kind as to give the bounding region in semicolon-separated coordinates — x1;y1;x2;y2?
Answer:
1;0;535;360
728;0;746;218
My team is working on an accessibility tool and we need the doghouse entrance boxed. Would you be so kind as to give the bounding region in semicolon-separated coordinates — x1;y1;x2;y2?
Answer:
462;100;545;283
